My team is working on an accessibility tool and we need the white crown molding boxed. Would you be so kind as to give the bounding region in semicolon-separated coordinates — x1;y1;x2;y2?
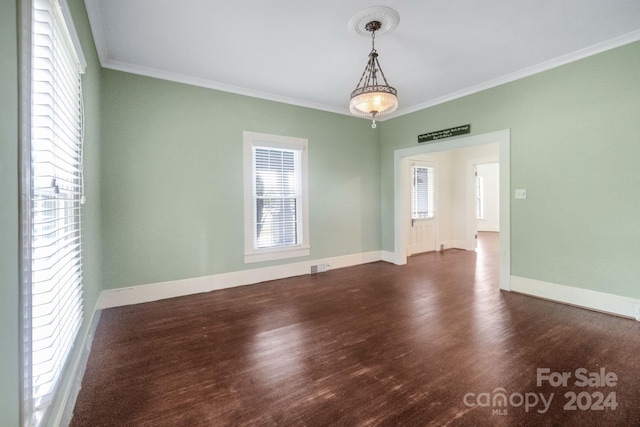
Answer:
85;0;350;115
84;0;339;116
83;0;109;66
102;59;352;116
83;0;640;123
390;29;640;119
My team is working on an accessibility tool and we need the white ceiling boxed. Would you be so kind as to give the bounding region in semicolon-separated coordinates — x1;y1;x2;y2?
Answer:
84;0;640;119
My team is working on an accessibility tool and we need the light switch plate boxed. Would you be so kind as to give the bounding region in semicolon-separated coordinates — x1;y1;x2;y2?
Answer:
515;189;527;199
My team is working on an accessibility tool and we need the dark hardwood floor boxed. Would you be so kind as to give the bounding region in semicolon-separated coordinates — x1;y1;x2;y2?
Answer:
72;233;640;426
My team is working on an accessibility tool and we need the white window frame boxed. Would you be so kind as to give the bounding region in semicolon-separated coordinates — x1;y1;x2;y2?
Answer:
243;131;310;263
20;0;86;425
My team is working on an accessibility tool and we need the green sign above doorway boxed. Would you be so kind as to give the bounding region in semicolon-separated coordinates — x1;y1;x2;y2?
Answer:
418;124;471;143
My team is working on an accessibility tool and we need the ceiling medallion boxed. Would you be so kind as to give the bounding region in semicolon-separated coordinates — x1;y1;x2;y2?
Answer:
348;6;400;37
348;7;400;128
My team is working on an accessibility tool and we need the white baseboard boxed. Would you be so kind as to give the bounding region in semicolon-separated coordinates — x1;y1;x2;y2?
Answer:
478;226;500;232
440;240;469;251
98;251;387;309
510;275;640;320
56;304;102;426
381;250;403;265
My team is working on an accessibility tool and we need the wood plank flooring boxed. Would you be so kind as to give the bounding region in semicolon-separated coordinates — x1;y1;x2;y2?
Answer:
71;233;640;426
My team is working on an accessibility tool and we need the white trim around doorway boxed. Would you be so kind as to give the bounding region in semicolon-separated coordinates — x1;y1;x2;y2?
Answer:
393;129;511;291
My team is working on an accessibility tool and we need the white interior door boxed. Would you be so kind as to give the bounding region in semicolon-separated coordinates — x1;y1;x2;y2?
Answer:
407;161;436;255
408;218;436;255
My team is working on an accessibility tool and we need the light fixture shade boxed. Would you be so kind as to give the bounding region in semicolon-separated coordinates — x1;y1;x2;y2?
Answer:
349;86;398;117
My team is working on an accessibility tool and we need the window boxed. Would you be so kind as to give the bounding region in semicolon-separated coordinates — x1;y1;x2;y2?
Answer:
243;131;310;263
22;0;86;425
411;165;435;219
476;175;485;219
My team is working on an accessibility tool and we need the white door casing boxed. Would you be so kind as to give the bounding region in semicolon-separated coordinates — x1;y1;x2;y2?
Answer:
392;129;511;291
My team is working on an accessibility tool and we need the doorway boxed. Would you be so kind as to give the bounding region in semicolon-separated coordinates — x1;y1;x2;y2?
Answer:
393;130;511;291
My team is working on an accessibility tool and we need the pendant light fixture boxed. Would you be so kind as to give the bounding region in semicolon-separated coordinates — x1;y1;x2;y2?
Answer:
349;9;399;129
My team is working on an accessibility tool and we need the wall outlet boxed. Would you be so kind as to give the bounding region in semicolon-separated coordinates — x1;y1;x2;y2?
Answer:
515;189;527;199
634;304;640;321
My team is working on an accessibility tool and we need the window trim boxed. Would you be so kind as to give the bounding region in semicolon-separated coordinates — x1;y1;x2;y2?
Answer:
20;0;86;425
243;131;310;263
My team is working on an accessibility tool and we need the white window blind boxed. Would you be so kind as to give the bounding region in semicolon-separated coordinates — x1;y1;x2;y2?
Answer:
28;0;84;424
412;166;435;219
253;147;302;249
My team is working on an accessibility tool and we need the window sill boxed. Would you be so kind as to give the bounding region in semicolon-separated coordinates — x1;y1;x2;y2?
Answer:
244;246;310;264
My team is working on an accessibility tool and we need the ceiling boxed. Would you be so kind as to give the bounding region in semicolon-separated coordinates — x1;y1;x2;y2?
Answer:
84;0;640;119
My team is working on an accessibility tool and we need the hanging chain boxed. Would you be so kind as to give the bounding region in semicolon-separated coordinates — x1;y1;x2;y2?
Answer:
350;21;396;96
371;28;376;53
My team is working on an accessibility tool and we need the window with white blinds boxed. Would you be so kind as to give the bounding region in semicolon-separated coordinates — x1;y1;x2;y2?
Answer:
243;132;310;263
26;0;85;424
254;147;301;249
411;166;435;219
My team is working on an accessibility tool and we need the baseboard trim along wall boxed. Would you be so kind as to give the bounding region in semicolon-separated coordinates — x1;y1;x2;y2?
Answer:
511;275;640;320
478;226;500;232
57;305;102;426
439;240;469;251
381;250;400;265
98;251;389;309
97;257;640;316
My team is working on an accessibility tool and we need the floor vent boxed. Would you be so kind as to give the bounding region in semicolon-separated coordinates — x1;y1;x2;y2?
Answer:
311;264;327;274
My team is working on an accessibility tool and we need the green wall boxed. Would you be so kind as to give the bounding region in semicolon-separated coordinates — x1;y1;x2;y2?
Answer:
381;41;640;299
0;0;20;424
100;70;381;289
